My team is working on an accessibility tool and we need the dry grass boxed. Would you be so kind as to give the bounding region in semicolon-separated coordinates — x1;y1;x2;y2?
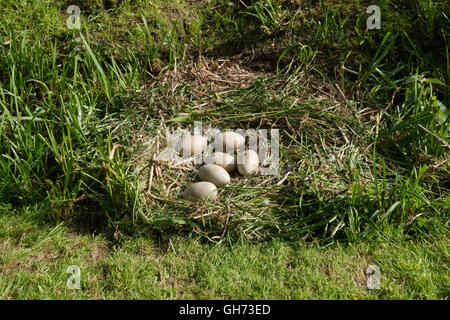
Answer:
161;56;259;95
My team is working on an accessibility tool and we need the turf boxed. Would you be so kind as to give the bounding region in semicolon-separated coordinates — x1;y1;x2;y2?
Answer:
1;206;448;299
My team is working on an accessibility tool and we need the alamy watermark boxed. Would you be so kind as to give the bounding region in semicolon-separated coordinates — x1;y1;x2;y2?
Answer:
66;5;81;30
156;122;280;175
366;264;381;290
67;265;81;290
65;4;381;31
367;5;381;30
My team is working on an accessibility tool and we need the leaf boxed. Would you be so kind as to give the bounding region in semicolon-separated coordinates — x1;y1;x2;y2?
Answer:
154;217;188;226
167;114;191;122
80;34;111;100
277;43;299;74
425;78;445;86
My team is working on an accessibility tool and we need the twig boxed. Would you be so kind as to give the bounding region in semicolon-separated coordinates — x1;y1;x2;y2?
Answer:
158;162;196;171
211;203;233;240
341;65;358;75
380;86;402;121
109;144;122;160
337;125;350;144
238;0;249;8
430;156;450;170
405;213;425;226
165;175;182;186
187;205;204;218
390;86;401;105
311;84;333;98
276;171;292;186
167;165;196;171
147;165;154;195
146;192;183;204
255;177;275;187
418;124;450;150
103;144;122;182
334;84;348;103
193;212;214;220
72;194;93;204
284;117;296;135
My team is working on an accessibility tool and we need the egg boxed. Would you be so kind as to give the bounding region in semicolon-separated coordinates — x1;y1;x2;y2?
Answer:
198;164;231;187
178;135;207;157
214;131;245;154
237;149;260;175
183;182;217;201
203;152;236;173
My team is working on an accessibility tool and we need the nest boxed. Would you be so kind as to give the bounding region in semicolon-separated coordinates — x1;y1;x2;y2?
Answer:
161;56;258;95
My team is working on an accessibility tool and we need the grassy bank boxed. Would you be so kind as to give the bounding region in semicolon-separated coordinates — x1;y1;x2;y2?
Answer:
1;207;448;299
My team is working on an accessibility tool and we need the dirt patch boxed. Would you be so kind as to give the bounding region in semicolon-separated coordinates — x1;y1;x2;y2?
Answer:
1;249;60;275
90;243;109;261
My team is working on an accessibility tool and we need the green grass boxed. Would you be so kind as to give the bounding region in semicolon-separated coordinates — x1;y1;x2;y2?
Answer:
1;206;448;299
0;0;449;299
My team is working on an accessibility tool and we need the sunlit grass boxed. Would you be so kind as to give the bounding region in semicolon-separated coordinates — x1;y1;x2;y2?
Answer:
0;0;448;299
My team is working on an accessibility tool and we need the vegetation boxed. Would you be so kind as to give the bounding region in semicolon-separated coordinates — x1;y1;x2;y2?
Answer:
0;0;448;299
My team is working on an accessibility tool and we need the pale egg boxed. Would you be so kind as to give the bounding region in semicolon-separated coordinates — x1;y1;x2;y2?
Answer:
183;181;217;201
237;149;260;175
178;135;207;157
203;152;236;173
198;164;231;187
214;131;245;154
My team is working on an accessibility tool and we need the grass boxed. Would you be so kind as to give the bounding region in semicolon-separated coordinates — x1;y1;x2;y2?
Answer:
0;0;449;299
1;206;448;299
